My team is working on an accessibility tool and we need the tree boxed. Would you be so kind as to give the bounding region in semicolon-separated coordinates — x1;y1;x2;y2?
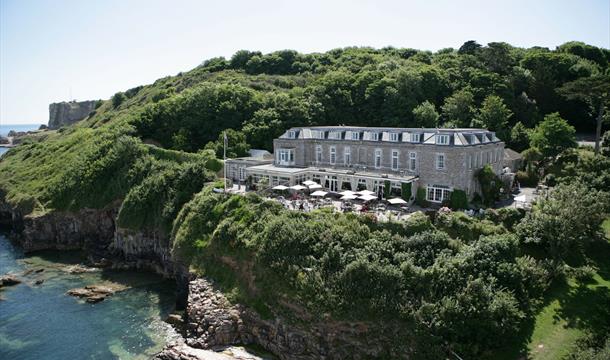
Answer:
557;74;610;154
458;40;482;55
602;130;610;156
204;129;249;158
441;88;475;127
529;112;576;158
516;182;610;261
472;95;512;140
112;92;126;108
509;122;531;152
412;101;439;127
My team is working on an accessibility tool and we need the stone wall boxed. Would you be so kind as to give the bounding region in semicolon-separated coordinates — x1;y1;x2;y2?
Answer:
48;100;98;129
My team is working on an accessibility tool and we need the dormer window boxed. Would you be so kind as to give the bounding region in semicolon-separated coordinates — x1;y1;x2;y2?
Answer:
328;131;342;140
351;132;360;140
313;130;324;139
410;133;421;143
371;132;379;141
288;130;296;139
436;134;450;145
389;133;399;142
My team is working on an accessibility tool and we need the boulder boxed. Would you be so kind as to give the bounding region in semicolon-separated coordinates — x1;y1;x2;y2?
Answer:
0;274;21;287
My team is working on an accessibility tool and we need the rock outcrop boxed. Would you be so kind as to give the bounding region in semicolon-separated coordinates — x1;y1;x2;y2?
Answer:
48;100;97;129
180;279;405;360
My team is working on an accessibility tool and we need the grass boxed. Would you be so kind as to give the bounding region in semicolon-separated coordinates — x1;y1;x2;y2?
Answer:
498;217;610;359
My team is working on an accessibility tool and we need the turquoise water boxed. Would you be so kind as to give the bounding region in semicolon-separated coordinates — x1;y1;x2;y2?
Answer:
0;124;41;137
0;235;180;359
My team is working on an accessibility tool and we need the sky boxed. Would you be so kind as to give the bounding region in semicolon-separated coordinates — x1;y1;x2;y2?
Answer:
1;0;609;125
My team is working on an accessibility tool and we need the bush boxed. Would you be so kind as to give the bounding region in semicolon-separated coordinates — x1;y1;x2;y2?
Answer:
415;187;429;207
384;180;391;199
477;165;502;206
515;170;539;187
449;189;468;210
112;92;126;108
401;182;412;201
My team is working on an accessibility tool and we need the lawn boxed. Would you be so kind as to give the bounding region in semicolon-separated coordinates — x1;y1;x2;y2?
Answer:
497;217;610;360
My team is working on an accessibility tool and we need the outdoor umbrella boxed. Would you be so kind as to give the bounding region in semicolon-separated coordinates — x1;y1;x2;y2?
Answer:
387;198;408;205
358;194;377;201
340;194;359;200
290;185;307;191
303;180;318;186
338;190;356;196
272;185;289;191
308;183;323;190
311;190;328;197
357;190;375;196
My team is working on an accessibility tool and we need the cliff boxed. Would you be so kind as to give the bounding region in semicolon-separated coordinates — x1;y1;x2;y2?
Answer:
48;100;98;129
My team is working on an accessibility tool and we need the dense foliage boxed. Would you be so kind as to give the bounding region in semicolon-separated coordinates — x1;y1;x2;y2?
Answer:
171;189;551;357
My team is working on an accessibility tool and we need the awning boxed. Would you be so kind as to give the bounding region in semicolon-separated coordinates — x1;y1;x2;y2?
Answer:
308;184;323;190
387;198;408;205
272;185;289;191
311;190;328;197
290;185;307;190
358;194;377;201
303;180;318;186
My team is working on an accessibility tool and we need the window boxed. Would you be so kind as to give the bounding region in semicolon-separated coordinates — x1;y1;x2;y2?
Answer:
329;131;342;140
374;149;382;168
391;150;399;170
344;147;351;165
370;132;379;141
389;133;399;142
436;153;445;170
329;146;336;165
277;149;294;165
436;134;450;145
468;154;473;169
426;185;451;203
239;167;246;181
287;130;296;139
315;145;322;163
409;152;417;171
313;130;324;139
351;132;360;140
410;133;421;143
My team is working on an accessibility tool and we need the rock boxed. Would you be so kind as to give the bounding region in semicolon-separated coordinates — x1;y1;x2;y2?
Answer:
0;136;9;144
38;124;48;130
67;283;128;303
0;275;21;287
34;279;44;285
48;100;98;129
34;268;45;273
166;313;184;326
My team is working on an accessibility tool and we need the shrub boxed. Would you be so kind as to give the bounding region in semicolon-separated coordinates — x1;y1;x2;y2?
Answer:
449;189;468;210
401;182;412;201
515;170;539;187
477;165;502;206
415;187;429;207
112;92;126;108
384;180;391;199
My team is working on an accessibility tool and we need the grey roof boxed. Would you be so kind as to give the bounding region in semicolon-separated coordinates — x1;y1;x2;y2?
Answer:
503;148;523;160
279;126;502;146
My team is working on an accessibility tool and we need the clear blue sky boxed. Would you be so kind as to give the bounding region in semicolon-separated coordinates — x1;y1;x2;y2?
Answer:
1;0;609;125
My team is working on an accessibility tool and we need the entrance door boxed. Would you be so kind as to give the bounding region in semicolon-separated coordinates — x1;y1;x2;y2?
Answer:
330;176;338;192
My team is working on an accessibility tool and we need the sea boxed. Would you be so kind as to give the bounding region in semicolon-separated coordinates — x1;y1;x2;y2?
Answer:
0;123;42;157
0;234;180;359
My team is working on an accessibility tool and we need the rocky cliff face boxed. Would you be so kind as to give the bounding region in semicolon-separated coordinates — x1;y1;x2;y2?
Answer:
171;279;407;360
48;100;97;129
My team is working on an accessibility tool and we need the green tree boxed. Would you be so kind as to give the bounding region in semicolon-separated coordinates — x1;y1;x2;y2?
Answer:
529;112;576;158
441;88;475;127
472;95;512;140
509;122;530;152
204;129;250;158
112;92;126;108
412;101;440;127
458;40;482;55
557;74;610;154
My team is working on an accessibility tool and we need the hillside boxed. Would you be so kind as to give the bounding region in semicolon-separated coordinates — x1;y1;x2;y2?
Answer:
1;42;609;359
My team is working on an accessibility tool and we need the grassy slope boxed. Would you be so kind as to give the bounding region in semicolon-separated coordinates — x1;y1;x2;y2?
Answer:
501;218;610;359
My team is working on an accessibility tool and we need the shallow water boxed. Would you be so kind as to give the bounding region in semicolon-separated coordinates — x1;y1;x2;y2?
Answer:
0;234;180;359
